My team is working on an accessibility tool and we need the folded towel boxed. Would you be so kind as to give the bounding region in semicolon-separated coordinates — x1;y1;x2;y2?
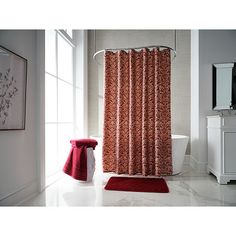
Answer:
63;139;98;181
70;139;98;150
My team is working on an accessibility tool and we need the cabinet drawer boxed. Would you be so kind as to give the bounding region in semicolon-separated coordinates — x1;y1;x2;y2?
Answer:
222;117;236;128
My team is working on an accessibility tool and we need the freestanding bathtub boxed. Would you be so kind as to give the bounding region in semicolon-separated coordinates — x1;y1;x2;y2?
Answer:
91;134;189;175
171;134;189;175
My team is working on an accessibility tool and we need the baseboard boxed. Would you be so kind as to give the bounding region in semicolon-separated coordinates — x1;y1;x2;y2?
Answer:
189;155;207;173
184;155;191;165
0;179;39;206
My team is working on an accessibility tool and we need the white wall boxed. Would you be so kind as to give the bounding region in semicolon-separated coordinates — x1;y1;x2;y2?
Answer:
191;30;236;171
0;30;43;205
88;30;191;153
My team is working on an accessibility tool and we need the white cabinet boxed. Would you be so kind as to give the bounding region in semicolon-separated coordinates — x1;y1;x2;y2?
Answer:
207;115;236;184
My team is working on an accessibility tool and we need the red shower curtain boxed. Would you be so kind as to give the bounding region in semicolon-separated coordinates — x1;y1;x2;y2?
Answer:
102;48;172;176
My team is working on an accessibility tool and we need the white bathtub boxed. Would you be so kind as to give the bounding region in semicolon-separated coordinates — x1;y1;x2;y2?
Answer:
171;134;189;175
90;134;189;175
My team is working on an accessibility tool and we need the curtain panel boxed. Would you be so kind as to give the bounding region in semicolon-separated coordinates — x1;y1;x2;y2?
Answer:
102;48;172;176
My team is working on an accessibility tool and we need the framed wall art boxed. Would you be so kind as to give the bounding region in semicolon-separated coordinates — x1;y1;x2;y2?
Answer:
0;45;27;130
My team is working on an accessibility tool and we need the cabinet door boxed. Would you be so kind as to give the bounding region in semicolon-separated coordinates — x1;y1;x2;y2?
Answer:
224;132;236;173
208;128;221;173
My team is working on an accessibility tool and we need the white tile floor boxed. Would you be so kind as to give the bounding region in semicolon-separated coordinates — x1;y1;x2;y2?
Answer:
20;164;236;206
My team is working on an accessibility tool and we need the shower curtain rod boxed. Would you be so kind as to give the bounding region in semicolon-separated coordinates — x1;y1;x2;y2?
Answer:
93;45;177;61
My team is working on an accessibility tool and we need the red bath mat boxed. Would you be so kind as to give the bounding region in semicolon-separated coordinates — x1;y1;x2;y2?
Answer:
104;177;169;193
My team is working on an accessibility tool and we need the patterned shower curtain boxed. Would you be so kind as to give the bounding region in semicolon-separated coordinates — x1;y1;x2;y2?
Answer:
102;48;172;176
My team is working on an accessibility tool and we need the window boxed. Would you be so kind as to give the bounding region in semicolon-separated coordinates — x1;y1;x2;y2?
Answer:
45;30;77;186
64;29;73;38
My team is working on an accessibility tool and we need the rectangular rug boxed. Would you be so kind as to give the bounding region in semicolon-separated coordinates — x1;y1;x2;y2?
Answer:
104;177;169;193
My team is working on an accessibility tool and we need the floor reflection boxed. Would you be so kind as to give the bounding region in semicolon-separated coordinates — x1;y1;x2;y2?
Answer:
20;165;236;206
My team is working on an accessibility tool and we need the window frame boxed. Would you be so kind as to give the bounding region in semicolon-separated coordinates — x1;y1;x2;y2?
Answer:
45;29;76;184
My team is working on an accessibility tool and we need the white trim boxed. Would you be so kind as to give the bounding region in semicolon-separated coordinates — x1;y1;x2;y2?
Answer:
190;30;200;163
36;30;46;192
0;180;38;206
183;154;191;165
83;30;88;137
57;30;75;47
74;30;88;137
73;31;77;137
214;63;234;68
55;30;59;175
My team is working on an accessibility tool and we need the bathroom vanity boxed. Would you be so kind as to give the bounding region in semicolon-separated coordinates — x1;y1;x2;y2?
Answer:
207;115;236;184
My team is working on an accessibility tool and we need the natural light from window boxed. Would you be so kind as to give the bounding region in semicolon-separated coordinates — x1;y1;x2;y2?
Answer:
45;30;76;186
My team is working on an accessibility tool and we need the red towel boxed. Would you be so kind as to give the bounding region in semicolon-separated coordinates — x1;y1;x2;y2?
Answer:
63;139;98;181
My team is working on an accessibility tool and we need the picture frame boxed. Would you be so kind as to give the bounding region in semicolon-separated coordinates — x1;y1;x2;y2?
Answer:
0;45;27;130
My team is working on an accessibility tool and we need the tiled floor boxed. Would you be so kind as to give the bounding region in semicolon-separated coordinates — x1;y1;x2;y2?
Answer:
20;164;236;206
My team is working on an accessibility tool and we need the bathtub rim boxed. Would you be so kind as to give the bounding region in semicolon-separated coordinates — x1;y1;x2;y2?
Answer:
171;134;189;140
